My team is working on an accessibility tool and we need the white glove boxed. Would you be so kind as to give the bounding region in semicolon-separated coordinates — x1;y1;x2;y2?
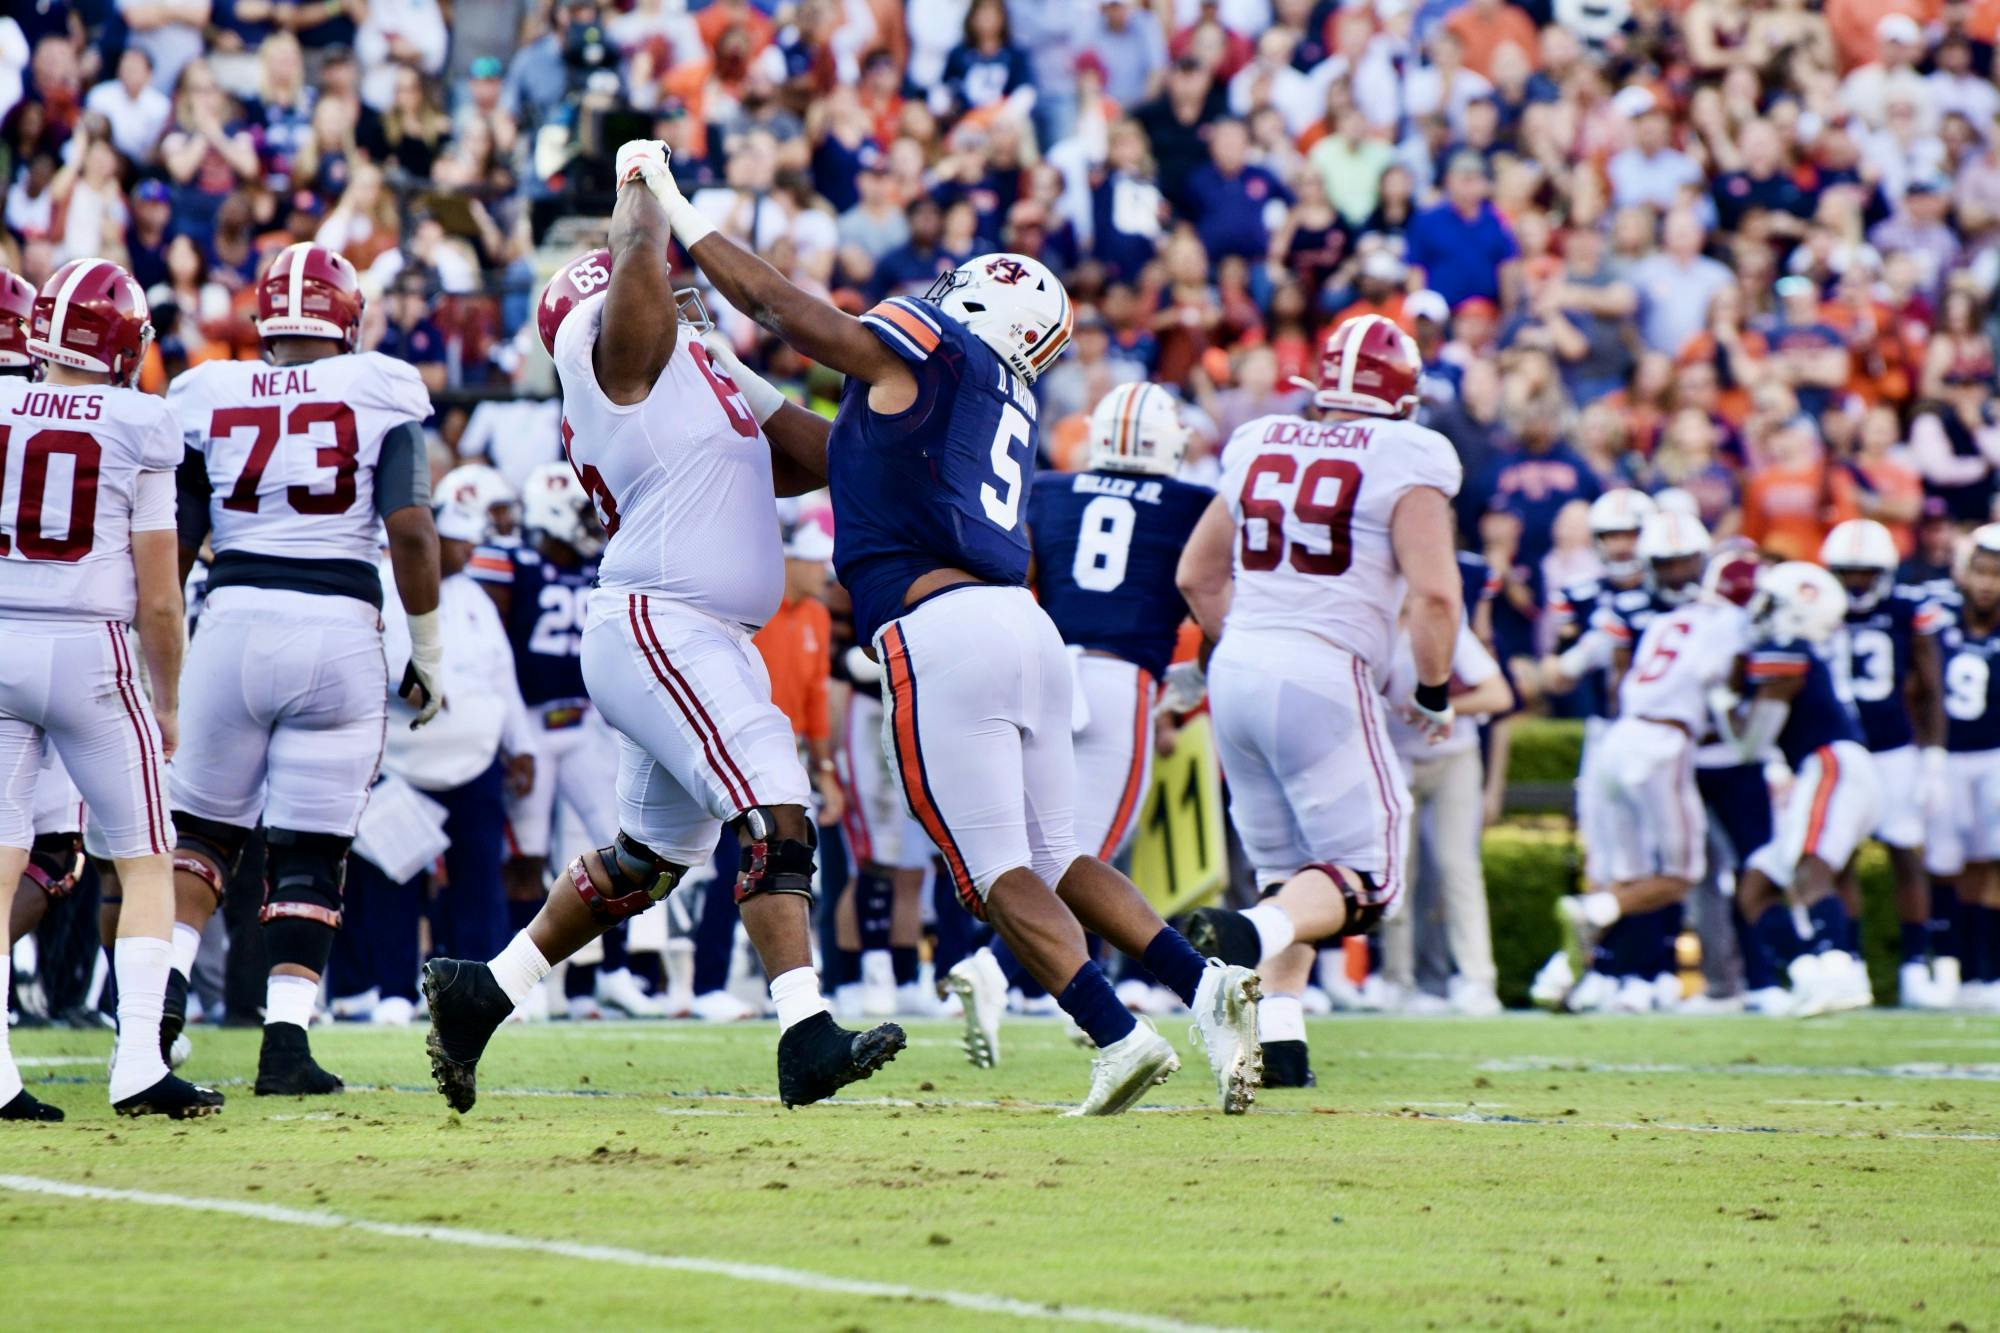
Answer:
699;329;786;425
615;138;714;247
1155;660;1207;716
400;608;445;728
1406;681;1454;744
844;645;883;685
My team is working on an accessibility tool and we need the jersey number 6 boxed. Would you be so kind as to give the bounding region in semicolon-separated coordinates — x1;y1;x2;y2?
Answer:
1238;455;1362;575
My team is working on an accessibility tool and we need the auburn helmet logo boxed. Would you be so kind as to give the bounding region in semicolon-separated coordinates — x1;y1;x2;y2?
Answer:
984;257;1028;285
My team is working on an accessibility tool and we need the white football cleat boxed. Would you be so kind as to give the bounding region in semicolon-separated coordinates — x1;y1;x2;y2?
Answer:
690;989;755;1023
1355;974;1400;1012
1931;955;1963;1009
1065;1019;1179;1116
1651;972;1684;1011
565;993;605;1022
1742;985;1795;1016
167;1032;192;1069
1399;987;1454;1016
330;987;379;1021
1563;969;1618;1014
371;995;417;1027
1528;951;1573;1010
1611;976;1656;1014
1554;895;1602;981
896;981;939;1017
596;967;667;1018
1448;976;1502;1017
1299;985;1333;1016
1791;951;1870;1017
946;949;1008;1068
1189;961;1261;1115
859;950;897;1017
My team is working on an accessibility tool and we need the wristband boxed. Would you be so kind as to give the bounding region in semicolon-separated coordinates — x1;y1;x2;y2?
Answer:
663;194;716;250
1414;680;1450;714
406;608;444;676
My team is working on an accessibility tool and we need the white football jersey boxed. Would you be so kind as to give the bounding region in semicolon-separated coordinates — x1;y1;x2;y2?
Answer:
0;379;182;622
167;352;433;562
1217;412;1462;674
552;292;783;628
1617;600;1749;732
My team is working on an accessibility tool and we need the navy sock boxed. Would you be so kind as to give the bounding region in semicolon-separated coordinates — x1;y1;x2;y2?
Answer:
1979;905;2000;984
1753;903;1805;967
1899;921;1929;964
930;886;972;978
1929;880;1959;961
1599;918;1643;977
988;935;1027;989
1057;962;1138;1048
564;961;596;997
831;949;860;988
890;945;918;987
1734;903;1778;990
1806;897;1849;955
1141;926;1208;1006
1959;904;1988;982
856;873;893;953
601;925;628;971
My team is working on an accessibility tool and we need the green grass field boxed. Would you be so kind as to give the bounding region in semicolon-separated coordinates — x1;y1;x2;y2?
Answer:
5;1011;1997;1331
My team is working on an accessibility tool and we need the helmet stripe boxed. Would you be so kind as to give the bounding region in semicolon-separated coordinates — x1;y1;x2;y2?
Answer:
1028;282;1073;373
1336;316;1369;397
1116;384;1141;458
285;243;308;320
47;259;106;356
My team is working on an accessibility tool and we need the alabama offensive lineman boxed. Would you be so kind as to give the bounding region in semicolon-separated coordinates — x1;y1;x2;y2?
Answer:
167;243;445;1096
639;136;1263;1115
421;159;905;1111
2;259;222;1119
1175;314;1464;1067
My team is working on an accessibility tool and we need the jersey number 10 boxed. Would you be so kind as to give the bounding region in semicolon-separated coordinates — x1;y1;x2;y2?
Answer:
0;425;100;562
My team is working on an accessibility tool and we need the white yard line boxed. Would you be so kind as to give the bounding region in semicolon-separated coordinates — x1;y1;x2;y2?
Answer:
0;1174;1254;1333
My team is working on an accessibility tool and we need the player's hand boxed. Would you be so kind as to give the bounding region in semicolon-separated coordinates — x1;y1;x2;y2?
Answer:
699;329;787;425
814;767;846;827
615;138;687;211
399;659;445;728
1155;661;1206;717
1403;699;1456;744
504;751;536;797
154;708;178;761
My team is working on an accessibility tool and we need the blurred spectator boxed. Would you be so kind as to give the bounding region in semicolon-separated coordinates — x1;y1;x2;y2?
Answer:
159;59;260;236
1308;107;1394;229
1133;56;1222;217
315;158;400;269
1444;0;1540;80
1839;13;1929;129
1186;117;1290;265
1630;209;1734;356
1740;415;1860;560
375;272;449;394
940;0;1031;117
1083;0;1168;108
357;0;449;112
1040;308;1143;426
85;47;173;164
1908;371;2000;524
127;179;174;289
1759;276;1851;422
243;32;314;187
119;0;210;93
1606;94;1701;214
1406;152;1518;312
51;122;127;264
1869;178;1961;302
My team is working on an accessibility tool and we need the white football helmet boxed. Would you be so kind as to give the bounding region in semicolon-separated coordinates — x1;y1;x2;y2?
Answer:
1588;488;1657;581
1755;561;1849;646
1087;382;1190;476
436;464;519;544
522;461;604;559
923;252;1073;385
1819;518;1899;613
1636;510;1711;604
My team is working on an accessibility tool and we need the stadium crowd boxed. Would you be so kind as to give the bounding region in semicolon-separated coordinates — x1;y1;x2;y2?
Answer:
7;0;2000;1039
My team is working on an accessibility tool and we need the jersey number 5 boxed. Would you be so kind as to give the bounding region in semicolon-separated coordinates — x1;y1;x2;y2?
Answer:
215;403;360;514
0;426;99;562
980;403;1033;530
1239;455;1362;575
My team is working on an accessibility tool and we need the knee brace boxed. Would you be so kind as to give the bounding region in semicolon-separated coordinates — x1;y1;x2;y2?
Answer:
569;832;685;924
260;828;351;974
172;811;254;904
25;831;82;898
735;806;816;904
1301;864;1388;941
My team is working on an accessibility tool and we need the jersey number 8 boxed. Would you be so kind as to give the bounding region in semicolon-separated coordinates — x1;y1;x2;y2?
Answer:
1239;455;1362;575
1071;495;1135;592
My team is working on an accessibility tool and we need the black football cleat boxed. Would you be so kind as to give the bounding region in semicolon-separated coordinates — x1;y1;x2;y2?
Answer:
254;1023;344;1096
421;958;512;1113
114;1073;225;1119
777;1011;906;1108
1185;907;1264;969
1;1088;64;1122
1261;1038;1316;1088
160;969;188;1066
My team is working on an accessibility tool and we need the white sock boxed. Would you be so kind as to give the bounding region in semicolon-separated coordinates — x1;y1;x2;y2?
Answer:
170;921;201;977
264;973;318;1029
0;965;22;1105
489;930;552;1006
108;936;172;1102
1257;993;1306;1043
770;965;829;1032
1581;891;1623;929
1242;904;1297;960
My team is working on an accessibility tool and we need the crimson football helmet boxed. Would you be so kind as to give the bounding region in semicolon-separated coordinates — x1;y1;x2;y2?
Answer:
259;242;364;349
0;267;34;372
1702;537;1763;608
27;258;153;385
1314;313;1421;418
536;248;713;358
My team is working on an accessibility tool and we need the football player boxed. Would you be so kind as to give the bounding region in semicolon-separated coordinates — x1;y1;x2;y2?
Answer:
1174;314;1463;1079
1924;525;2000;1011
1727;563;1883;1016
467;462;661;1018
1820;519;1949;1006
167;243;445;1096
641;138;1263;1115
2;259;222;1119
421;157;905;1112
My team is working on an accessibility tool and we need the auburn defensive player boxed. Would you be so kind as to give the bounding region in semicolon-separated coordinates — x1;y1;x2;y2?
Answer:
166;243;444;1096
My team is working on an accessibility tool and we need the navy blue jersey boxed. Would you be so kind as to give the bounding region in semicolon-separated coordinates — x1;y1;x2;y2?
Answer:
1027;469;1212;681
1747;638;1865;769
1935;608;2000;753
1830;586;1945;753
1457;550;1494;620
1550;575;1651;718
469;544;596;706
830;296;1045;644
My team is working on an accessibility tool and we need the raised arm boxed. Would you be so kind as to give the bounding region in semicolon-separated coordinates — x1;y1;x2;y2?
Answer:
594;164;681;406
621;140;912;398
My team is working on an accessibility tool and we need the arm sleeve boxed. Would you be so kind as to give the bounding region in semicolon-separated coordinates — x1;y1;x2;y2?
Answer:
132;468;178;532
176;448;214;549
373;420;432;517
1406;429;1464;500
